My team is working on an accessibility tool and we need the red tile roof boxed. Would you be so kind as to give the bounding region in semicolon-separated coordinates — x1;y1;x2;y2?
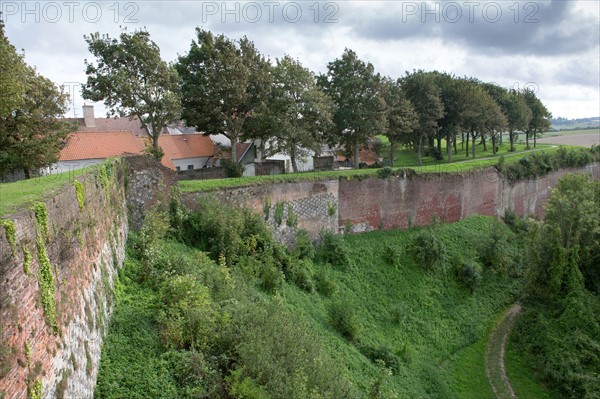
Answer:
138;135;216;169
60;131;144;161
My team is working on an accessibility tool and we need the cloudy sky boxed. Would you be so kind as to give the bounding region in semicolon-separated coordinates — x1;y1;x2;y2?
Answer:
3;0;599;119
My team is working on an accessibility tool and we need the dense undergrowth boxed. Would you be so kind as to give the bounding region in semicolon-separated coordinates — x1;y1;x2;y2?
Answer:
95;187;550;398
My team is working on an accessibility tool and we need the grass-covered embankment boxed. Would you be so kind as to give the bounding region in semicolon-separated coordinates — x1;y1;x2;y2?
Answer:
95;194;553;398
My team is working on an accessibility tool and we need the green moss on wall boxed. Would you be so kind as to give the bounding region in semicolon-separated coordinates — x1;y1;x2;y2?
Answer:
23;246;32;275
28;379;42;399
74;181;85;211
37;235;57;332
0;219;17;254
32;203;49;241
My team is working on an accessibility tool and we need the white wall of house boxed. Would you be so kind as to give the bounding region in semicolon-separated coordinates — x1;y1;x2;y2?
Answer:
51;159;105;174
243;163;255;177
266;152;314;173
171;157;212;171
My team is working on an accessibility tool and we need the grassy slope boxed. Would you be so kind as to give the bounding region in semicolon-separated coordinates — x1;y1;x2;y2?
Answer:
96;216;554;398
0;165;99;216
179;146;564;193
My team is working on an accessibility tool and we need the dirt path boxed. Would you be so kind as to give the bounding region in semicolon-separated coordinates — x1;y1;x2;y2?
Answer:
485;304;522;399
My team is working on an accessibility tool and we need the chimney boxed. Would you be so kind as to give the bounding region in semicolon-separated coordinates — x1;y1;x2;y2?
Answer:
82;105;95;127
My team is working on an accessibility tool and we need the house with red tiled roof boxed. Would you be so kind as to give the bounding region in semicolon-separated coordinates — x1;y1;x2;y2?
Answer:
52;105;216;173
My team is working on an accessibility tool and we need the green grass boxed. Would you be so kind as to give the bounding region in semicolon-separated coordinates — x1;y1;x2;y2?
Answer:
0;167;94;216
179;145;565;192
505;332;552;399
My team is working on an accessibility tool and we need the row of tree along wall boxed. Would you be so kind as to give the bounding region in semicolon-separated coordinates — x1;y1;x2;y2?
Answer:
182;163;600;239
0;156;174;399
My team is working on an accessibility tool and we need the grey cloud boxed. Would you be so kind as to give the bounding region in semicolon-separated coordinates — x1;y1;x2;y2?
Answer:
351;0;599;57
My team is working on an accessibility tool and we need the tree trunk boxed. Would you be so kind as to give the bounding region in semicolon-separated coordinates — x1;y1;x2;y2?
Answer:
465;133;469;158
526;131;530;150
437;137;442;160
231;136;239;164
492;134;497;155
509;130;515;152
534;130;537;148
453;138;457;155
461;132;465;150
428;135;434;149
447;136;453;162
354;137;360;168
482;135;487;152
471;130;477;159
290;147;298;173
24;169;31;179
390;140;396;167
417;135;423;166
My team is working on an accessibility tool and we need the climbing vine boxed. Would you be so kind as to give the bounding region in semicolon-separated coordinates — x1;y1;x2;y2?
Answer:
274;201;285;226
23;247;32;275
286;203;298;228
74;180;85;210
28;379;42;399
0;219;17;254
32;203;49;241
37;235;57;332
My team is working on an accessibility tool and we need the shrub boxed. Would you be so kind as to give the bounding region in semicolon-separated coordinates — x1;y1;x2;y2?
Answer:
318;230;352;270
286;203;298;228
455;260;482;292
294;230;315;260
159;275;215;351
425;146;442;160
288;259;315;293
329;300;360;341
411;229;446;271
359;344;401;375
377;167;393;179
383;245;401;269
222;159;244;178
315;267;337;297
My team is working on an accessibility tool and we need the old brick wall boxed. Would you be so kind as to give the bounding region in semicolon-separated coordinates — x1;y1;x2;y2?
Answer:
181;163;600;240
0;161;127;399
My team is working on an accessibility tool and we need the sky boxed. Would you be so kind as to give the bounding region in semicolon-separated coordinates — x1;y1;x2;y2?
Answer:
2;0;599;119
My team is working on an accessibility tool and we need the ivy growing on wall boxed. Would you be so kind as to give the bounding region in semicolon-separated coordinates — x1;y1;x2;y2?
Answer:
28;379;42;399
32;202;49;241
274;201;284;226
74;180;85;211
23;246;32;275
286;203;298;228
0;219;17;254
37;234;58;332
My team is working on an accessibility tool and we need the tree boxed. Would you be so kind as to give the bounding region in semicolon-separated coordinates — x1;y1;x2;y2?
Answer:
318;49;387;168
0;21;27;117
382;78;418;166
0;24;75;178
259;55;333;172
522;88;551;149
504;90;531;152
401;70;444;165
176;29;272;163
82;30;181;160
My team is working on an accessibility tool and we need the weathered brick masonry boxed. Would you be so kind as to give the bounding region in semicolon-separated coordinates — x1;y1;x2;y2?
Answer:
182;163;600;236
0;157;175;399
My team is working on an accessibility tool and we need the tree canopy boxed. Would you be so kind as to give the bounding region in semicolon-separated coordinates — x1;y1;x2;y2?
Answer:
0;22;75;178
176;28;272;163
259;55;333;172
318;49;387;168
82;29;181;160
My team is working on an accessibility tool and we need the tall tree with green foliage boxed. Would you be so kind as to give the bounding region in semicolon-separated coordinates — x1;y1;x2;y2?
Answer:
82;30;181;160
382;78;418;166
401;70;444;165
522;88;551;149
176;28;272;163
0;23;75;178
0;21;27;117
503;90;531;152
318;49;387;168
259;55;333;172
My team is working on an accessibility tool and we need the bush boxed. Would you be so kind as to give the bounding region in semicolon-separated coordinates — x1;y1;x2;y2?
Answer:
383;245;401;269
411;229;446;271
318;230;352;270
159;275;215;351
288;259;315;293
454;260;482;292
315;267;337;297
377;167;393;179
222;159;244;178
359;344;401;375
294;230;315;260
425;146;442;160
329;300;361;341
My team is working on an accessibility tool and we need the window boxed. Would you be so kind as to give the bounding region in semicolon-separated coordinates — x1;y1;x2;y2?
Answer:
175;166;180;171
187;165;194;170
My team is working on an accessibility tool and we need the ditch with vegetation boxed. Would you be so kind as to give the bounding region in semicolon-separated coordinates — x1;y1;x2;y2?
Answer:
94;170;599;399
